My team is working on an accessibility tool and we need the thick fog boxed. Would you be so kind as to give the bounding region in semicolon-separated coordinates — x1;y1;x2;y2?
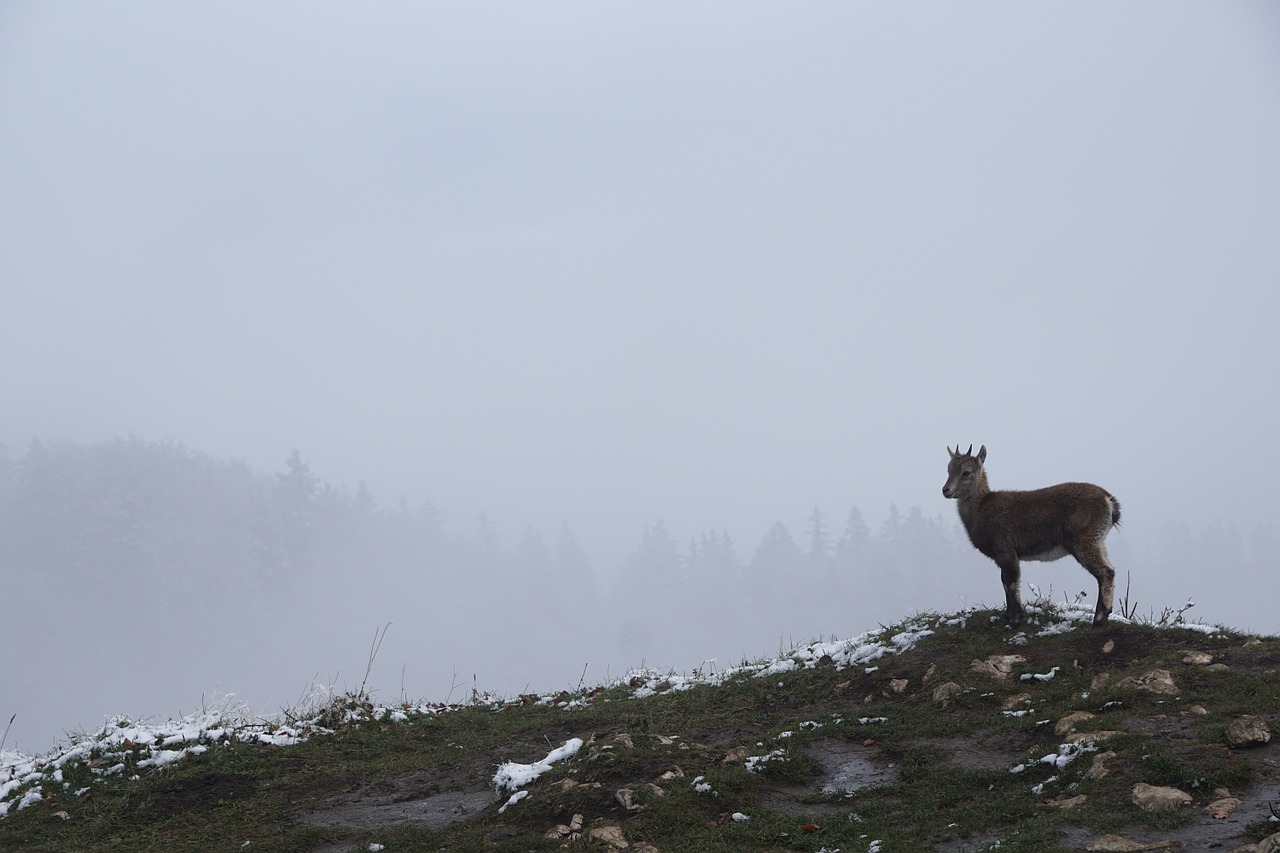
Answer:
2;4;1278;753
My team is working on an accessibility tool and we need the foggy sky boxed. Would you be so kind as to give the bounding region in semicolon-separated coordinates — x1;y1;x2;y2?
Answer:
3;4;1280;743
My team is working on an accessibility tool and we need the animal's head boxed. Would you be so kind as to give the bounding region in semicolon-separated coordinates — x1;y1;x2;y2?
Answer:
943;444;987;499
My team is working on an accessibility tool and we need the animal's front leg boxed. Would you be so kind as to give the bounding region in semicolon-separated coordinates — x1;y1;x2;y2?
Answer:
996;556;1024;626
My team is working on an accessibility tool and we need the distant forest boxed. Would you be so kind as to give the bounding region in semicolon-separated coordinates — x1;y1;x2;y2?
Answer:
0;438;989;652
5;432;1274;655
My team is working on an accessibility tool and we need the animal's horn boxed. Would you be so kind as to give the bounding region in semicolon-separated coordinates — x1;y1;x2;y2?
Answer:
966;444;973;456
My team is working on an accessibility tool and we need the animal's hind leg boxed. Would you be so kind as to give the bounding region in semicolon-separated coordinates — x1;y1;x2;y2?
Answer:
1073;543;1116;626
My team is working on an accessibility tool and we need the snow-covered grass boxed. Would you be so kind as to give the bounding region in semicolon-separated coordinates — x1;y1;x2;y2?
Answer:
625;617;938;698
0;610;948;821
0;696;321;818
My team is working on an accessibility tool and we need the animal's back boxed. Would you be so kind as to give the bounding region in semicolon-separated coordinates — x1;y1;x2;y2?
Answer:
962;483;1118;561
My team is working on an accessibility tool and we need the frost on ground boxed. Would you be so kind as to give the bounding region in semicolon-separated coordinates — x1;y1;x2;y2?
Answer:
0;692;470;819
625;615;939;698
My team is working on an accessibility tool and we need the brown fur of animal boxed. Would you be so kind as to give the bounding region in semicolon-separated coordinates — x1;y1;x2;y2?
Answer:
943;445;1121;626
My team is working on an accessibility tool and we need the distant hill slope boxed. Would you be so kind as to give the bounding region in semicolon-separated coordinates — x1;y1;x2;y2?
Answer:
3;603;1279;852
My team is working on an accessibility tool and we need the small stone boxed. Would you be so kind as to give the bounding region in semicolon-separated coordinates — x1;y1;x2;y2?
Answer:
1001;692;1033;710
1182;651;1214;665
1055;711;1097;736
1042;794;1087;810
1205;796;1240;818
1188;705;1208;716
1102;639;1116;654
1226;714;1272;748
1086;836;1180;851
589;825;629;848
932;682;963;704
613;733;634;748
888;678;909;694
1091;673;1112;690
1205;663;1230;672
721;746;752;764
657;766;684;781
1116;669;1178;695
970;655;1026;680
1065;730;1120;745
615;788;644;811
1131;782;1192;812
1084;751;1117;781
1257;830;1280;853
922;663;938;684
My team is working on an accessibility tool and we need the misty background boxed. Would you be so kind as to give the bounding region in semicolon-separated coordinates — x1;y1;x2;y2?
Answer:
2;3;1278;753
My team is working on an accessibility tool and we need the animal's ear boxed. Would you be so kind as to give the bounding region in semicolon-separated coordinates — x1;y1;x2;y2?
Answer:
947;445;957;459
977;445;987;463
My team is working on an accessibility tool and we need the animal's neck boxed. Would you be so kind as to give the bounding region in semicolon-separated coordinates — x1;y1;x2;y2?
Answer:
956;474;991;531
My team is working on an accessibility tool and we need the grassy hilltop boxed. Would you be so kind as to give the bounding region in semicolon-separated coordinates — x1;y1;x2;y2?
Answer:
3;602;1279;852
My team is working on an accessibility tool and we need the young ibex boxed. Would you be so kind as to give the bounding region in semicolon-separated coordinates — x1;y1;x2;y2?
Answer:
943;445;1121;626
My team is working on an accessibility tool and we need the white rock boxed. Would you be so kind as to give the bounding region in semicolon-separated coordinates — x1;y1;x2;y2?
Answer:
1226;714;1272;748
1130;782;1192;812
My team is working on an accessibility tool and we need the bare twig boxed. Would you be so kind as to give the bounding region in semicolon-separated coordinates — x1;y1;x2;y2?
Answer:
1118;572;1138;621
358;622;392;700
446;668;464;705
1;713;15;755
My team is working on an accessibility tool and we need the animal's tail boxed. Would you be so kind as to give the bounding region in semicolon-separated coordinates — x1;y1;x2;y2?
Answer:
1109;494;1122;528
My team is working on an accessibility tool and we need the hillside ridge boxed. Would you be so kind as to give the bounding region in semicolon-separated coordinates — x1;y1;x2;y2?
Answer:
3;602;1279;852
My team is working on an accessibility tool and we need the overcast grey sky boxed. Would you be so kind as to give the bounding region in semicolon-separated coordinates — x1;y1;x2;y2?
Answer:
3;3;1279;597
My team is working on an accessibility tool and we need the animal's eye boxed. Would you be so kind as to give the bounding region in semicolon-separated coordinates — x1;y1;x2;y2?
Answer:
961;470;971;478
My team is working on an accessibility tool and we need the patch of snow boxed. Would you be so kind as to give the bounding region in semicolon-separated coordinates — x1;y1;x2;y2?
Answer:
1031;776;1057;795
497;789;528;813
1037;742;1096;771
1020;666;1061;682
745;748;787;773
493;738;583;792
731;811;749;821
